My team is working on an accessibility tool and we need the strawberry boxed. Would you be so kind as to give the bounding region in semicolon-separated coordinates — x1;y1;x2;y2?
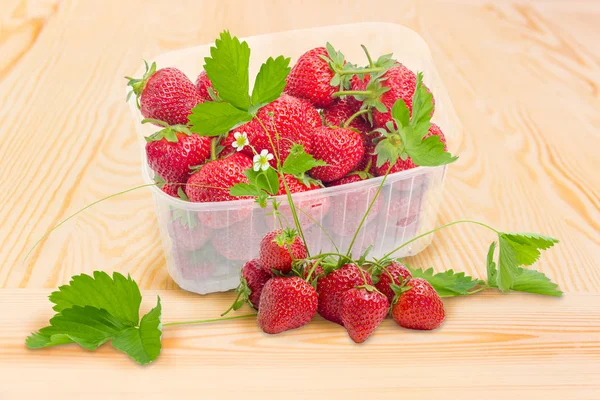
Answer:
211;219;261;260
259;229;308;274
172;245;216;281
127;62;203;126
195;71;216;102
340;286;389;343
224;94;320;166
316;263;372;325
373;261;412;303
167;210;212;251
285;47;338;108
274;175;330;229
302;261;325;282
257;276;318;334
309;126;364;182
322;97;369;133
391;278;445;330
186;153;252;202
326;173;381;236
145;123;211;196
241;258;272;309
371;123;447;176
371;64;434;129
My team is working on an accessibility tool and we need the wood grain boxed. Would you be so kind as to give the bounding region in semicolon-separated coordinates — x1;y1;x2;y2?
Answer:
0;0;599;397
1;290;599;399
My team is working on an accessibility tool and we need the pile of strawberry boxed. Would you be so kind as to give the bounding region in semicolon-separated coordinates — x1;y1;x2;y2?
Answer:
127;39;450;202
227;228;444;342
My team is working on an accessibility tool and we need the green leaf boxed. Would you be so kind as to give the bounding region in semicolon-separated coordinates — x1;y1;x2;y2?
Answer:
188;101;252;137
229;183;261;197
203;31;251;110
374;137;400;168
486;241;498;288
112;298;162;365
496;235;520;291
281;144;326;175
254;168;280;195
403;132;458;167
410;72;434;126
49;271;141;326
499;233;559;266
251;56;291;109
510;268;562;297
408;267;484;297
391;98;410;128
25;328;73;349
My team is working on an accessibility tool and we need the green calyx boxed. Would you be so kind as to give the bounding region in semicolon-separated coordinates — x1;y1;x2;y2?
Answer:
275;228;299;247
125;60;157;108
142;118;193;143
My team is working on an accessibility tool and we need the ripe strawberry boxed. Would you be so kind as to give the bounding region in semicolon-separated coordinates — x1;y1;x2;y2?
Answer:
285;47;338;108
274;175;330;229
371;123;447;176
257;276;318;334
326;174;381;236
224;94;320;166
259;229;308;274
241;258;272;309
391;278;445;330
195;71;216;101
316;263;372;325
322;97;370;133
276;174;317;195
302;261;325;281
172;245;216;281
186;153;252;202
309;126;364;182
373;261;412;303
211;219;261;260
127;62;203;125
167;210;212;251
372;64;435;129
145;124;211;195
340;286;389;343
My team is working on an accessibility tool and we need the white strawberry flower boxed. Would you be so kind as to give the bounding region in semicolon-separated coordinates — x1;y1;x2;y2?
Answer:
232;131;249;152
253;149;274;171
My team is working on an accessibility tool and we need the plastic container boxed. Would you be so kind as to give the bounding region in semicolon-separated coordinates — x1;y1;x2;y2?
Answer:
127;23;461;294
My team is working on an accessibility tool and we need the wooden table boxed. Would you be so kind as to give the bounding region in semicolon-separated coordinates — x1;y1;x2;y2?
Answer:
1;0;598;398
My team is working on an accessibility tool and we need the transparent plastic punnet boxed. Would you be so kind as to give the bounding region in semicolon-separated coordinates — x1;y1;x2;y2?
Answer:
127;23;461;294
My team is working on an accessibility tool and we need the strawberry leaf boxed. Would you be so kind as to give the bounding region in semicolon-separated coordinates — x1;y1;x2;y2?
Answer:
391;98;410;128
203;31;251;110
189;102;252;136
486;241;498;288
403;132;458;167
408;267;485;297
509;268;562;297
251;55;291;110
281;144;326;176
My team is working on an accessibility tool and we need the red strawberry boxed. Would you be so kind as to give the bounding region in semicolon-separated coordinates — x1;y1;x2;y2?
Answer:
211;219;261;260
310;127;364;182
274;175;330;229
259;229;308;274
322;98;370;133
195;71;216;101
172;245;216;281
257;276;318;334
326;174;381;236
285;47;337;108
186;152;252;202
302;261;325;281
241;258;272;309
167;210;212;251
372;123;446;176
276;174;316;195
127;62;203;126
159;181;182;198
391;278;445;330
373;261;412;303
372;64;435;129
224;94;320;166
316;263;372;325
340;286;390;343
145;124;211;195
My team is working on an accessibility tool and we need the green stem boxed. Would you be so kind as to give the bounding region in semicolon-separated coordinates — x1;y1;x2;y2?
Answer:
345;164;392;257
141;118;169;128
339;67;384;76
305;259;321;282
381;219;499;260
305;252;354;263
210;137;217;160
343;109;370;128
361;44;374;68
333;90;370;98
163;313;256;327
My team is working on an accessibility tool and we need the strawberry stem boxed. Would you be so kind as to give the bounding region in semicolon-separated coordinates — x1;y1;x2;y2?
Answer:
210;137;218;160
333;90;370;98
361;44;374;68
338;67;384;76
343;109;369;128
163;313;256;327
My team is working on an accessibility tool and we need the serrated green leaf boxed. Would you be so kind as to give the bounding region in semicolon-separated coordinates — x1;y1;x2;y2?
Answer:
188;102;252;137
404;132;458;167
408;267;484;297
391;99;410;128
496;235;519;291
112;298;162;365
229;183;261;197
410;72;434;126
203;31;250;110
499;233;559;266
510;268;562;297
251;56;291;109
374;137;400;168
256;168;280;195
49;271;141;326
486;241;498;288
281;144;326;176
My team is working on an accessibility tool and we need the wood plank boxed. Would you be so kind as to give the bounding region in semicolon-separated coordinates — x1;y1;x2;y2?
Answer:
1;289;598;399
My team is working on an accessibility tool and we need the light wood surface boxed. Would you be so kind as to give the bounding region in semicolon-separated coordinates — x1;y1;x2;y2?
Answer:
0;0;599;398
